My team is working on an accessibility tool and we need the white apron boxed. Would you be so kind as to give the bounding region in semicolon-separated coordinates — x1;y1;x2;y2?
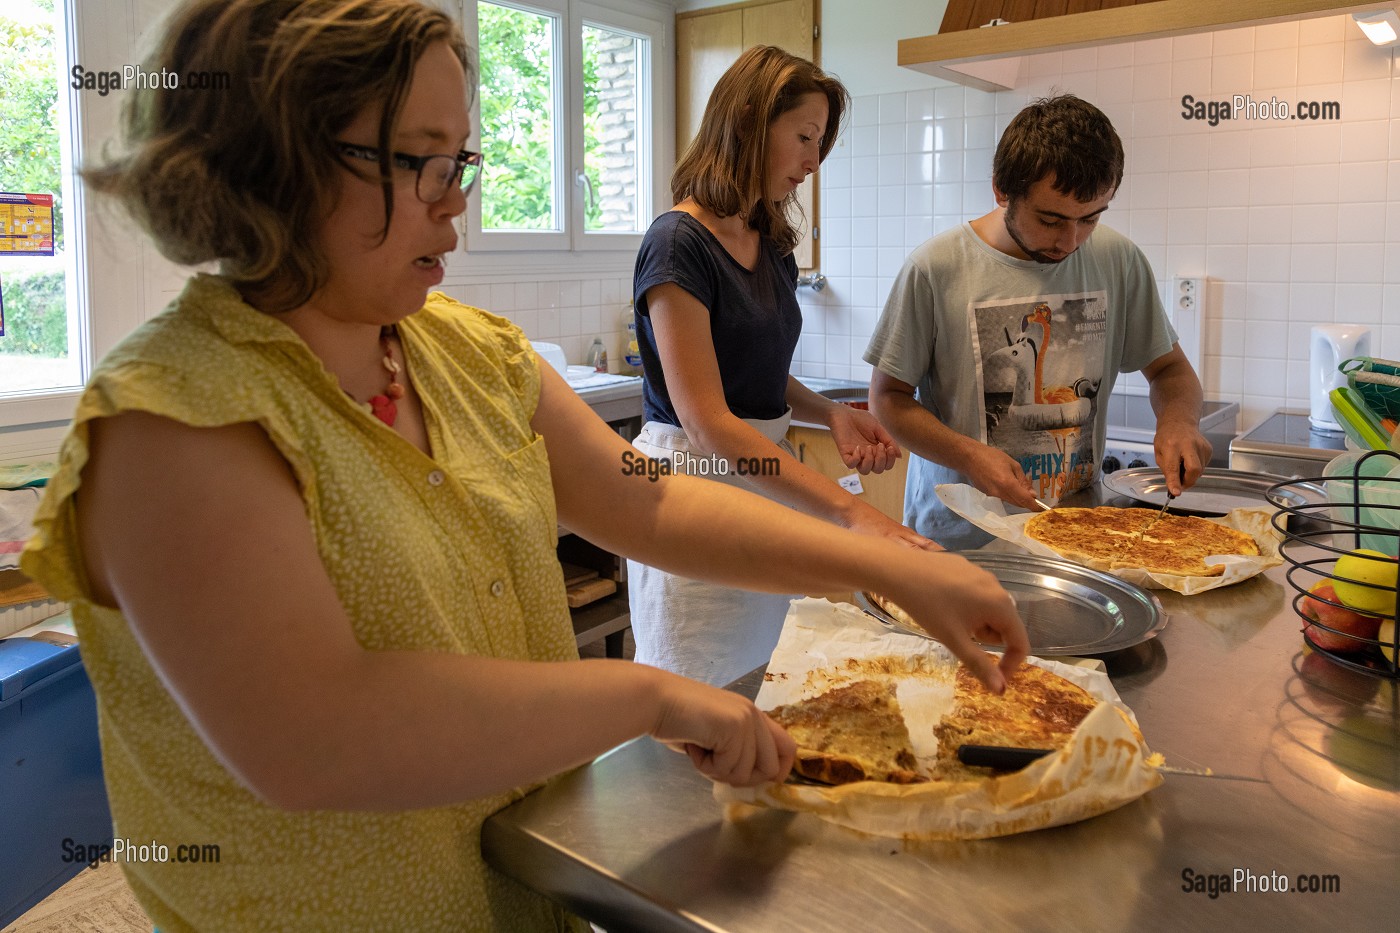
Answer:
625;413;799;687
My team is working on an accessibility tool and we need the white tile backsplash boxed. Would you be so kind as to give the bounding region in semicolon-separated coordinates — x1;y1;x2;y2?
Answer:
800;14;1400;407
438;273;634;371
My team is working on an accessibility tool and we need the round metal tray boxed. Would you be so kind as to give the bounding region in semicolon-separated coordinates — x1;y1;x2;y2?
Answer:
857;552;1166;657
1102;466;1325;516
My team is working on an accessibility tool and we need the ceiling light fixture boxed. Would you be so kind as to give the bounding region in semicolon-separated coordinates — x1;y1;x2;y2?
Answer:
1352;8;1400;46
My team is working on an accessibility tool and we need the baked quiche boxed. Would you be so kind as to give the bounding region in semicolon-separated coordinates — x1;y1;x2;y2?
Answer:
766;681;926;785
766;666;1103;786
1024;506;1259;577
932;665;1099;780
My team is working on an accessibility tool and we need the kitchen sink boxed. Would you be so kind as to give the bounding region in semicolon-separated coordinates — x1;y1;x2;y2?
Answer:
795;376;868;403
815;386;867;402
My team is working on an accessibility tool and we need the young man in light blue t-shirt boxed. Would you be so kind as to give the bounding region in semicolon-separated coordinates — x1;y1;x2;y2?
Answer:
866;94;1211;548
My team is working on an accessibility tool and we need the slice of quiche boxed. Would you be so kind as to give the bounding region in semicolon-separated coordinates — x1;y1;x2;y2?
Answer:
766;680;927;785
932;665;1099;781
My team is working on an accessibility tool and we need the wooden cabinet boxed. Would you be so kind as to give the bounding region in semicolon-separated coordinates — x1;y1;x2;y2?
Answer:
561;393;642;658
558;533;630;658
675;0;820;269
787;424;909;523
940;0;1154;31
903;1;1371;91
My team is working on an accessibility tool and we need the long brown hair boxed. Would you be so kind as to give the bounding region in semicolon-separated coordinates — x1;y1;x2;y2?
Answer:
671;45;848;255
83;0;471;312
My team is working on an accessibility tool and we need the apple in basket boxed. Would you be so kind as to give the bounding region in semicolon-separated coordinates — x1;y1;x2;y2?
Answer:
1299;581;1383;653
1298;648;1381;710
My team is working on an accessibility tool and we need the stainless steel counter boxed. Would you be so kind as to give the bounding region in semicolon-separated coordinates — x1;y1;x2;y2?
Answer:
484;488;1400;932
574;375;643;425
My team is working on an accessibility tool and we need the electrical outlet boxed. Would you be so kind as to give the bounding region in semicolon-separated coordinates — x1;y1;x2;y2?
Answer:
1170;276;1205;374
1174;276;1201;313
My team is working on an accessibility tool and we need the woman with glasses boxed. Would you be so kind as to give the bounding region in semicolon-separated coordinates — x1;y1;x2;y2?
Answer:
627;47;939;688
22;1;1025;930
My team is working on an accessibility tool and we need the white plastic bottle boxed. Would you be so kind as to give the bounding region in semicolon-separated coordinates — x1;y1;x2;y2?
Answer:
586;337;608;373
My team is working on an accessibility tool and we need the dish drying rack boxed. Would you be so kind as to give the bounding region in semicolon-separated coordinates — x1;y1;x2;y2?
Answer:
1269;449;1400;680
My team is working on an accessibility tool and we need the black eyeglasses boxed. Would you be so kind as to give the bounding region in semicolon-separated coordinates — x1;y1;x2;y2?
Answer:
337;142;483;202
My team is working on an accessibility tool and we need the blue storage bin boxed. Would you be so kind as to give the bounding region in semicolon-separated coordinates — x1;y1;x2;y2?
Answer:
0;635;113;928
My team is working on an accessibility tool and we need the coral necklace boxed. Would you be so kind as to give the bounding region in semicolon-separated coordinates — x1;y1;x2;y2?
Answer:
366;327;406;427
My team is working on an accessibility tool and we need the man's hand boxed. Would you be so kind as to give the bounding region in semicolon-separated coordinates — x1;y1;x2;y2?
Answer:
1142;344;1210;496
827;404;900;475
958;442;1037;511
1153;421;1212;496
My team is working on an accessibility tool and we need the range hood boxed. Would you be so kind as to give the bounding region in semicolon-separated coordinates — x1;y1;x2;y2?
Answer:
899;0;1392;92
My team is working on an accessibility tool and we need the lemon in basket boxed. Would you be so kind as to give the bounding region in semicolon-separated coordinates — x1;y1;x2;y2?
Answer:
1331;549;1399;617
1381;619;1396;666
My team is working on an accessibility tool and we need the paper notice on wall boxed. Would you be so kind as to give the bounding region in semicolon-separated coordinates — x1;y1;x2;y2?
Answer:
0;192;55;257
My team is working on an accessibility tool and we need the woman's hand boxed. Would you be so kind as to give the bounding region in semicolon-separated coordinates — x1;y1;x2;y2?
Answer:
883;551;1028;693
650;674;796;787
841;501;940;550
827;404;901;475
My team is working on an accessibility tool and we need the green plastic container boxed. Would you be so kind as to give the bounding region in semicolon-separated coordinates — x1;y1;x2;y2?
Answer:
1329;386;1391;450
1341;357;1400;422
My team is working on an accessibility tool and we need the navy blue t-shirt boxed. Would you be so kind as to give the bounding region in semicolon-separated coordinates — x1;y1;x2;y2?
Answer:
632;211;801;426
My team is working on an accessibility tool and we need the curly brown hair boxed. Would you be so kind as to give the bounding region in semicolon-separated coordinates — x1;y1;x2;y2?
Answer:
671;45;848;256
83;0;471;312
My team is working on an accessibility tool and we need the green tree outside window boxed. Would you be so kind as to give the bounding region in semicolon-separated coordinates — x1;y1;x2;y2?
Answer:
1;0;67;361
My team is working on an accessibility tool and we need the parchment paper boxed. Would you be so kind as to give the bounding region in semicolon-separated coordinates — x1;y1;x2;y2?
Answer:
714;598;1164;840
935;483;1284;595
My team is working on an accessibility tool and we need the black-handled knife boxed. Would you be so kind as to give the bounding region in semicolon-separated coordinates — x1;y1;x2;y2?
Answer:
957;744;1266;782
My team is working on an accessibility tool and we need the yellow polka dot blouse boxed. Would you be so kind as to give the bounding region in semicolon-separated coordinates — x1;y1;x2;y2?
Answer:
22;275;588;932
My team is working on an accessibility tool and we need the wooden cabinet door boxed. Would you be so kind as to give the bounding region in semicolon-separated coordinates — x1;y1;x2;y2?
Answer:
788;425;909;523
744;0;816;270
675;0;819;269
676;10;742;158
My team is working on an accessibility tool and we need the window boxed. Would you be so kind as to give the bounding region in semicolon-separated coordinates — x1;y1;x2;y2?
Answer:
465;0;660;253
0;0;670;445
0;0;153;447
0;0;81;401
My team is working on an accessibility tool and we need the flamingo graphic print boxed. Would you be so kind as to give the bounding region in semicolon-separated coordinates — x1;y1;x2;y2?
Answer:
970;291;1107;502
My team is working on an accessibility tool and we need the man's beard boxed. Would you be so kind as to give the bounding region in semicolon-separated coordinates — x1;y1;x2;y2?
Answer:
1004;201;1069;264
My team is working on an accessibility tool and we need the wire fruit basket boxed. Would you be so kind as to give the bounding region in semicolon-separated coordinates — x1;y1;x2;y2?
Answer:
1269;449;1400;680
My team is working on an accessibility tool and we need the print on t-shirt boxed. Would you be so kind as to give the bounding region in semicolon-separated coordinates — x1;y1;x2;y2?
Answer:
968;291;1107;502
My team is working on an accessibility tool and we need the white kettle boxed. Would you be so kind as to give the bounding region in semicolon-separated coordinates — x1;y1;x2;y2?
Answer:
1310;324;1372;432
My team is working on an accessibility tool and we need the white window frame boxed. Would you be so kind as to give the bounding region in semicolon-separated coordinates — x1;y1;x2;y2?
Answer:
0;0;674;449
571;2;656;253
0;0;152;450
460;0;665;260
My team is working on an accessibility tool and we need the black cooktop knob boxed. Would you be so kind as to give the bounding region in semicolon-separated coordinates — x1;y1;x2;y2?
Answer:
1102;455;1122;474
1128;458;1149;469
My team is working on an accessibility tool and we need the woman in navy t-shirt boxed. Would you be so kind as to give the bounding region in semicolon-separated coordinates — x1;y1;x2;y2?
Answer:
627;46;936;687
